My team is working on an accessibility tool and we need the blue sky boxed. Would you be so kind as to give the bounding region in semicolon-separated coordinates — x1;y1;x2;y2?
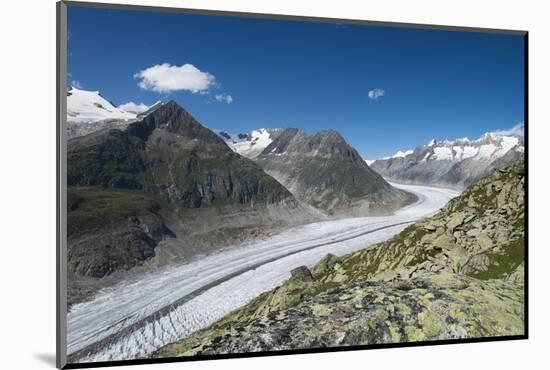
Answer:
67;6;525;159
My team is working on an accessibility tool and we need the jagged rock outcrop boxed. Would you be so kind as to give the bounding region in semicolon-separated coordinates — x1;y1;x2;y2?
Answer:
255;128;415;216
155;161;525;357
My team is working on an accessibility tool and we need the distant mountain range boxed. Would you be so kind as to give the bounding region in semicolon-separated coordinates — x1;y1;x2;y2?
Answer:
369;125;524;188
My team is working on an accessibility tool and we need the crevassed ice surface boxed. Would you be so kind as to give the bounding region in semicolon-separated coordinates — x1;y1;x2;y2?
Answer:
67;183;460;363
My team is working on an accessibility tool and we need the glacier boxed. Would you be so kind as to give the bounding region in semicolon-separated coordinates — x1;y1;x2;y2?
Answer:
66;182;460;363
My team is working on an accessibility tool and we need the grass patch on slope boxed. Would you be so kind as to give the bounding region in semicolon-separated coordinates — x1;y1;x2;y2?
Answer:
470;237;525;281
67;186;171;238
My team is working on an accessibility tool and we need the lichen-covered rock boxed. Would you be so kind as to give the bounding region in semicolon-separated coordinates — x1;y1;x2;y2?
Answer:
290;266;314;283
155;273;523;357
447;212;466;232
311;253;341;277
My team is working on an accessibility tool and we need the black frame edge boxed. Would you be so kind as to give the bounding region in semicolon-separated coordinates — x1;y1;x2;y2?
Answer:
523;32;529;339
63;0;528;35
64;335;528;369
57;1;68;369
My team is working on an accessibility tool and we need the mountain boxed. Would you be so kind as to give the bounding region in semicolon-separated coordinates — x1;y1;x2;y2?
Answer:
369;125;524;189
156;160;525;357
215;128;285;159
68;102;298;207
254;128;415;216
66;86;160;138
67;101;316;306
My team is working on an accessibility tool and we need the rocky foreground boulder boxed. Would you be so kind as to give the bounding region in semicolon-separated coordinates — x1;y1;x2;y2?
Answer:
155;160;525;357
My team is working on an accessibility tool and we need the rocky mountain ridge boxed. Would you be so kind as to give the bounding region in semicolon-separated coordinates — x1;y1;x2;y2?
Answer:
255;128;416;215
67;88;417;218
68;101;297;207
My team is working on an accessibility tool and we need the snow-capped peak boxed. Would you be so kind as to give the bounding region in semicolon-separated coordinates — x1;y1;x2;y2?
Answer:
66;87;162;139
393;150;413;159
455;137;470;143
215;128;284;159
380;149;414;160
67;86;137;123
491;122;525;138
372;124;524;164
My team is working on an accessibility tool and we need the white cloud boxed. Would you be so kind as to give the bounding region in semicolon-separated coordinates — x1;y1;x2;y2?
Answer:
215;94;233;104
493;122;524;137
368;88;385;101
118;101;151;114
134;63;216;93
71;80;83;89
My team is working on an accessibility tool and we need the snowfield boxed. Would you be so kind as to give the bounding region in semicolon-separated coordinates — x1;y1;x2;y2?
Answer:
214;128;283;159
67;183;460;363
67;87;137;123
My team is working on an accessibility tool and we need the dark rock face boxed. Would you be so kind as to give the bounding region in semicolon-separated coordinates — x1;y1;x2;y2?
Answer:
126;101;224;144
68;215;174;278
67;130;146;189
218;131;231;140
255;128;414;215
66;187;175;279
68;102;295;208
